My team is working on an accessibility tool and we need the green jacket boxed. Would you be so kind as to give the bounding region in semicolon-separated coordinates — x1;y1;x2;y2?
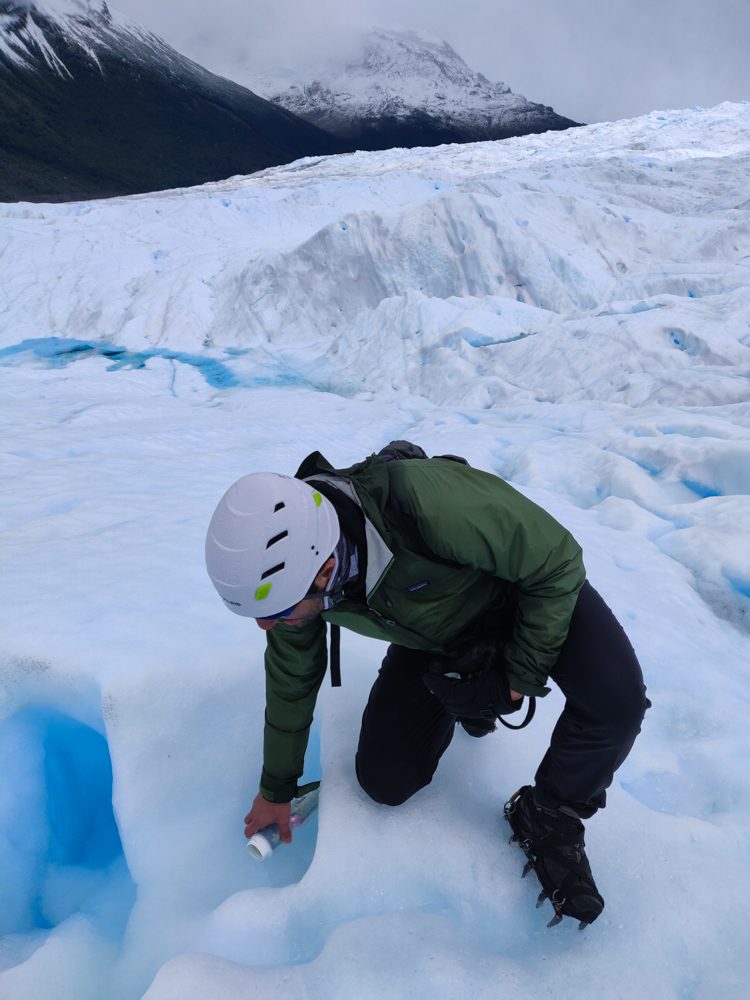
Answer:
260;452;585;802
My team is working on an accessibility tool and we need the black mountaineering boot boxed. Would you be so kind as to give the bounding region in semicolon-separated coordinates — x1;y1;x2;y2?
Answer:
504;785;605;929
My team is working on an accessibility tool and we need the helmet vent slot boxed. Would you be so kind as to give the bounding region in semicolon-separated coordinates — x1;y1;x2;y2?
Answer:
261;562;285;580
274;502;285;512
266;530;288;548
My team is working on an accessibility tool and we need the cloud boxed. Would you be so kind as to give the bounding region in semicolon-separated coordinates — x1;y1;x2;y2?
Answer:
112;0;750;124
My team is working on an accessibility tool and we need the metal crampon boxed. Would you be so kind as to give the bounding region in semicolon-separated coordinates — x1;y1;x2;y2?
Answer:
504;786;604;931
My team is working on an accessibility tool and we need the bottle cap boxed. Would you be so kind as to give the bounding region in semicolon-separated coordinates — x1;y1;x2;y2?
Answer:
246;833;273;860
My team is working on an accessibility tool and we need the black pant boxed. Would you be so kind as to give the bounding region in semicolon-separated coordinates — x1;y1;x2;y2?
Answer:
355;581;650;819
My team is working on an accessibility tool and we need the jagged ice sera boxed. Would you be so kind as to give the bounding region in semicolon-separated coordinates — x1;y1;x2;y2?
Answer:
1;103;750;1000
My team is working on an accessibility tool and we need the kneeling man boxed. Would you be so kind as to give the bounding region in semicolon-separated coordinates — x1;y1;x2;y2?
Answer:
205;443;649;928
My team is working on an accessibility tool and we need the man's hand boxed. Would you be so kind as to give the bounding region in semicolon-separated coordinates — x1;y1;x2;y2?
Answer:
244;793;292;843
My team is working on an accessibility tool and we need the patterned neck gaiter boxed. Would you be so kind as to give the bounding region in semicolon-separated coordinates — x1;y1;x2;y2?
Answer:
322;529;361;611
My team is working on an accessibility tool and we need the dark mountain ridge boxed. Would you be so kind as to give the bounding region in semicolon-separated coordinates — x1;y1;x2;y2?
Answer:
0;1;349;202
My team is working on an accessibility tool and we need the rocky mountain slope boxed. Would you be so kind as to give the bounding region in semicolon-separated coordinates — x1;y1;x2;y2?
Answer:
258;28;582;151
0;1;348;202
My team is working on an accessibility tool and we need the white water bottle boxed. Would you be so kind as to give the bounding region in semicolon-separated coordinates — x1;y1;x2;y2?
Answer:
246;787;319;860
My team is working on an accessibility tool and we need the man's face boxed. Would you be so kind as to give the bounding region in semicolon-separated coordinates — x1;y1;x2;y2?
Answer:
255;593;325;631
255;555;336;631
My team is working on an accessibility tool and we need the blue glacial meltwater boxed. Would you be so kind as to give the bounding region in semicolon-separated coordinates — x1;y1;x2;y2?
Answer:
0;337;239;388
0;707;135;943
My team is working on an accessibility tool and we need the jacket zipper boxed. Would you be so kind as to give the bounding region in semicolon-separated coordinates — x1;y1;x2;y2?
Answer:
370;606;396;627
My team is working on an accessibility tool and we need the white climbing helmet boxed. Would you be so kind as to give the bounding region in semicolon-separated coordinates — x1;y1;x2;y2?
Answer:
205;472;340;618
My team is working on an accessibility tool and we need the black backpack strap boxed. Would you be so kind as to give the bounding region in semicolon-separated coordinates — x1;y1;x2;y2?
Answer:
304;479;366;690
329;624;341;687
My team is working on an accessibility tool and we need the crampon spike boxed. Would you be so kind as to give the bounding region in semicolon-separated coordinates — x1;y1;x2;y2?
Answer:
508;834;517;845
578;920;589;931
505;785;605;931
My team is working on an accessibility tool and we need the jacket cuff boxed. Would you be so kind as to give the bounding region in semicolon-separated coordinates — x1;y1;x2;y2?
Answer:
505;674;550;698
259;769;299;803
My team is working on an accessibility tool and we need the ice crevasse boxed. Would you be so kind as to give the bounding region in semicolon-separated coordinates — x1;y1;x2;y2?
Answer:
0;102;749;1000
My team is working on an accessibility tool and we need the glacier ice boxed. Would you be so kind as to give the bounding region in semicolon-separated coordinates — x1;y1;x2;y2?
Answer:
1;103;750;999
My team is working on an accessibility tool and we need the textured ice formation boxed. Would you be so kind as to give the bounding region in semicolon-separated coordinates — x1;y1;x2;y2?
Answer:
1;103;749;999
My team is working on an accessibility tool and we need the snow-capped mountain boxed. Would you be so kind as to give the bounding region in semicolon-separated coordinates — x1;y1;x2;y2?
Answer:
0;0;178;75
257;29;581;150
0;1;347;202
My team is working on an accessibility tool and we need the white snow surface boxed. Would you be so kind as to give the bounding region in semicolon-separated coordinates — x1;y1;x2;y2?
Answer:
253;28;555;140
1;103;750;999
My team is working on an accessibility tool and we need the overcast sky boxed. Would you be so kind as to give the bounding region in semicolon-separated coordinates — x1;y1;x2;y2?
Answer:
113;0;750;124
